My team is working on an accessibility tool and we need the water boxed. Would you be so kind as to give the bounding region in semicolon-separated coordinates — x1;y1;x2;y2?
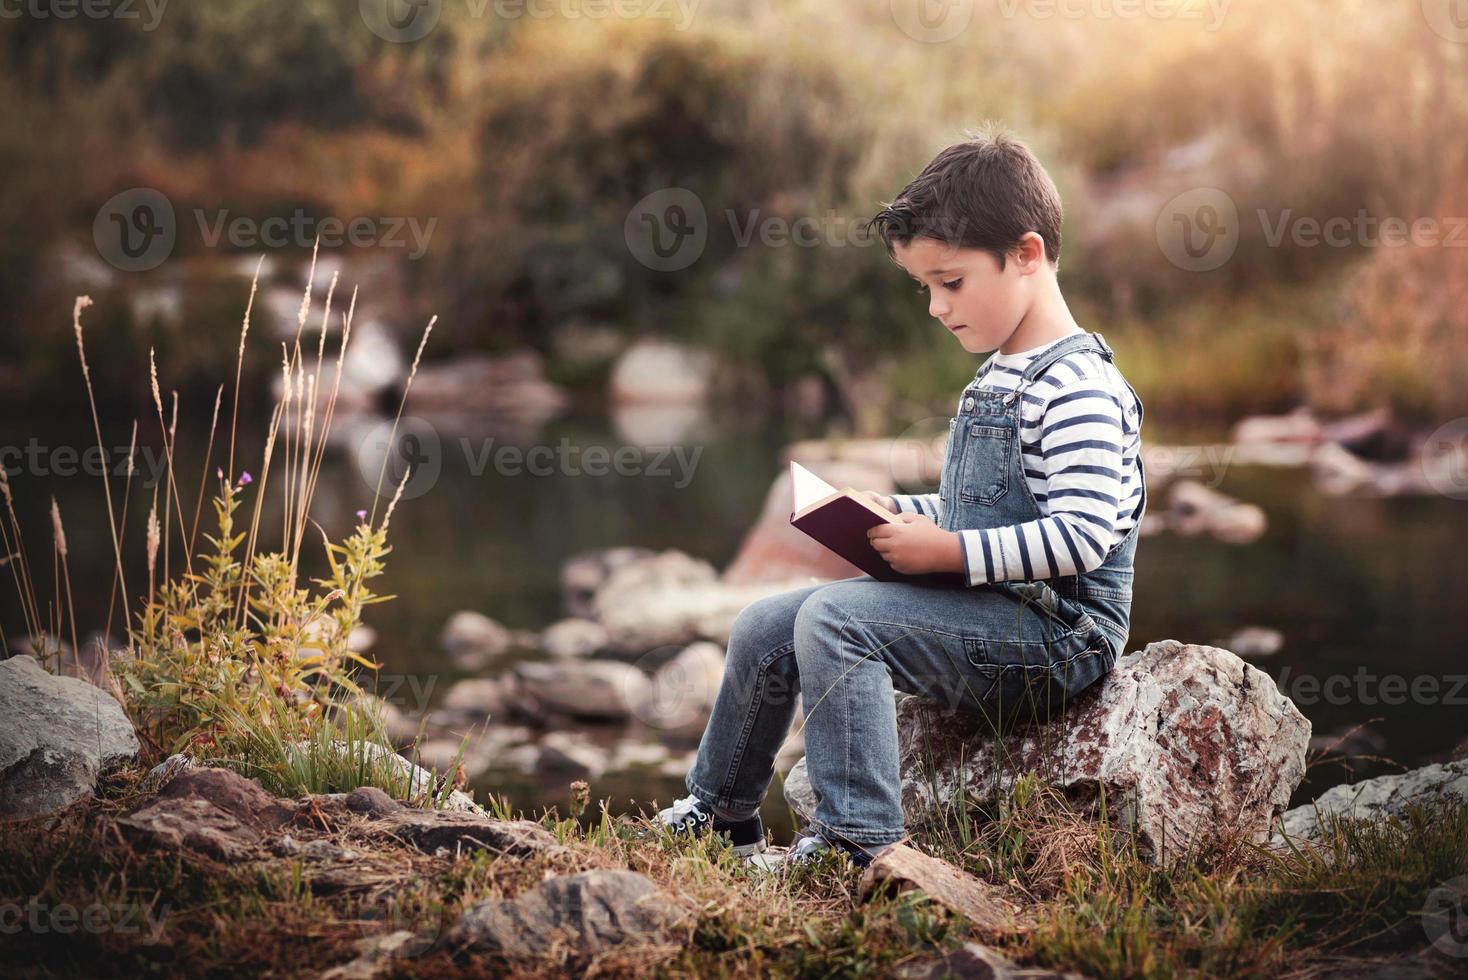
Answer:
3;404;1463;832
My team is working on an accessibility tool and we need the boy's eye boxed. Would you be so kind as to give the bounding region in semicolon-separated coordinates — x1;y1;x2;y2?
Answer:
941;278;963;291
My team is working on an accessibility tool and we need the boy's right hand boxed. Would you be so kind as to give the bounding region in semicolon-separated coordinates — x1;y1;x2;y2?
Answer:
861;490;898;514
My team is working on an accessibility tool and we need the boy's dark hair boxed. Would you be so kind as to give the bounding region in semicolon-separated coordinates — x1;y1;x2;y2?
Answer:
866;128;1063;270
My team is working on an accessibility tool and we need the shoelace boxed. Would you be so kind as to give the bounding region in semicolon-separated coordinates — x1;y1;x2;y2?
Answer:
786;830;832;862
657;795;710;826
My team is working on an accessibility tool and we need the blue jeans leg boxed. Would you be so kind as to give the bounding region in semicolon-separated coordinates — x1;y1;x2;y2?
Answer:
685;579;834;813
790;577;1113;847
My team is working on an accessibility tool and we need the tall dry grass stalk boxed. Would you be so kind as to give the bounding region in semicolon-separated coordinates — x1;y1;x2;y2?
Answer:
72;295;131;638
48;497;79;674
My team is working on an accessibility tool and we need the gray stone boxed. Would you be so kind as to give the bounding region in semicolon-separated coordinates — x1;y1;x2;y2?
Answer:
118;767;293;861
439;611;515;668
373;810;563;859
513;659;651;722
540;618;608;658
898;640;1311;864
446;869;688;958
1273;759;1468;845
0;654;139;820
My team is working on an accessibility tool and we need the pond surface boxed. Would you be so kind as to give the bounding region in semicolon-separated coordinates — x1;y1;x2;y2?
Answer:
4;403;1464;835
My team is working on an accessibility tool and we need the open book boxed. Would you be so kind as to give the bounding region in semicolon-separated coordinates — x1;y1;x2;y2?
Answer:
787;461;928;583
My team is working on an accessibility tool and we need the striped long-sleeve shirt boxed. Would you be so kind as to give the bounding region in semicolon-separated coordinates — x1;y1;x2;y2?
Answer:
891;336;1143;587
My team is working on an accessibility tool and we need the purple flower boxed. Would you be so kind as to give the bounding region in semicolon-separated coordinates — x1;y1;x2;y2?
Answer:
217;466;224;480
356;509;367;522
238;471;253;486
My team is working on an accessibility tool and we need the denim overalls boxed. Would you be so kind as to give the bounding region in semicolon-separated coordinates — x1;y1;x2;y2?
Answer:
685;329;1147;847
940;329;1147;710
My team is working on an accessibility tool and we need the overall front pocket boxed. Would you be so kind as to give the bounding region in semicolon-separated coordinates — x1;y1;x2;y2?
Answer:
957;422;1012;506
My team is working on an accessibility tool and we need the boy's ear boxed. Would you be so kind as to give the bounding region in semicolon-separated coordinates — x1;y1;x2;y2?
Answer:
1012;231;1047;274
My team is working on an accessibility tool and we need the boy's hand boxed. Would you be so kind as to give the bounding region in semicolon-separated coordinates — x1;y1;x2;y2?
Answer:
867;514;963;575
861;490;897;513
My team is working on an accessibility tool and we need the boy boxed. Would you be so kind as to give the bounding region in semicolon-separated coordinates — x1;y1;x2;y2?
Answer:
653;130;1147;869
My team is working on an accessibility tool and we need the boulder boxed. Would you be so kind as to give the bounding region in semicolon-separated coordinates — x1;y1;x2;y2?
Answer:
540;618;608;658
608;338;712;405
513;660;651;722
406;350;569;419
445;869;689;959
439;611;515;668
440;677;511;720
1167;480;1267;544
897;640;1311;864
591;548;807;654
371;810;563;858
561;547;655;620
633;641;725;737
1273;759;1468;845
0;654;139;820
118;767;293;861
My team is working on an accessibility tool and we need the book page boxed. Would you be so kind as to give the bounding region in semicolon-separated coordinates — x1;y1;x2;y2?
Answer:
790;460;838;513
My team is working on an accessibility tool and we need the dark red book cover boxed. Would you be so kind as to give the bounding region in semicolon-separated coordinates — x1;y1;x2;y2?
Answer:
790;494;908;582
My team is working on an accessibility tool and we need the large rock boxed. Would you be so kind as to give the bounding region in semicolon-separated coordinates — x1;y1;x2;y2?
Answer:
897;640;1311;864
561;547;655;620
591;548;808;653
445;869;689;959
513;660;652;722
118;767;294;861
406;350;569;419
0;654;139;820
1273;759;1468;845
439;611;516;667
632;641;725;737
608;338;711;405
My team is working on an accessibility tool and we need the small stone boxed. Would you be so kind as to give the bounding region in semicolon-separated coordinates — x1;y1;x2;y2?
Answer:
445;869;688;958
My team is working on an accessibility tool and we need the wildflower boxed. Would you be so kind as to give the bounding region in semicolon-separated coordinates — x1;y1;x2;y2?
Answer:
355;509;367;522
238;471;254;486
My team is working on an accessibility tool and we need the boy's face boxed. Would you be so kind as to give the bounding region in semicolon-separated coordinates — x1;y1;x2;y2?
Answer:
891;236;1031;355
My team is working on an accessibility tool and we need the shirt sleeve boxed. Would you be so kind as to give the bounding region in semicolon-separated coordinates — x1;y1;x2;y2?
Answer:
956;377;1127;586
890;492;940;520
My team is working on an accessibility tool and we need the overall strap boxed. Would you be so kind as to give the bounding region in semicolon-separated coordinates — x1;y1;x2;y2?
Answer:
1003;330;1113;405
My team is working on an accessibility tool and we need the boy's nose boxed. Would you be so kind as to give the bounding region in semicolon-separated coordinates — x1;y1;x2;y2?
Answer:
928;295;950;319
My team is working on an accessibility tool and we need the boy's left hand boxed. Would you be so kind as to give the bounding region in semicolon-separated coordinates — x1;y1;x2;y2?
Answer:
867;513;963;575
